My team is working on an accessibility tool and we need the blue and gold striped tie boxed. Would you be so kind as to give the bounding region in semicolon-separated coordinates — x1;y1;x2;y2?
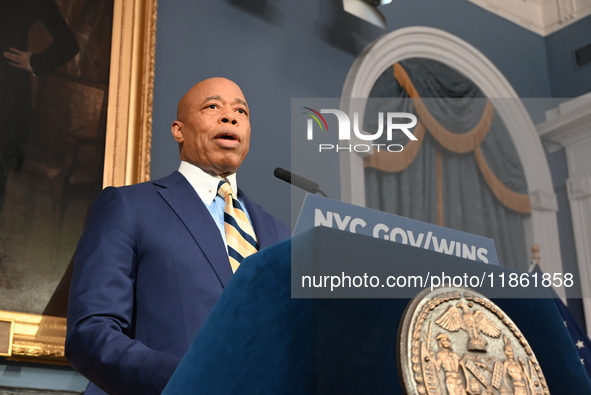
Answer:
218;180;258;272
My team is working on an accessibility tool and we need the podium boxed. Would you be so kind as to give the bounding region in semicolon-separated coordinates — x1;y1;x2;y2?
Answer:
163;226;591;394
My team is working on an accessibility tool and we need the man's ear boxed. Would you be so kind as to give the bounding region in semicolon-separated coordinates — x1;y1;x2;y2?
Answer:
171;121;184;143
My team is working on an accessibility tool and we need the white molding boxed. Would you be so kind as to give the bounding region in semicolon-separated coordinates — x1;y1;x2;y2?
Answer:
467;0;591;36
530;188;560;211
538;94;591;153
340;26;563;283
568;173;591;200
539;94;591;332
568;193;591;332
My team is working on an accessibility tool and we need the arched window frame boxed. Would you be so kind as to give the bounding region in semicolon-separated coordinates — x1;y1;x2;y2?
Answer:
339;26;564;293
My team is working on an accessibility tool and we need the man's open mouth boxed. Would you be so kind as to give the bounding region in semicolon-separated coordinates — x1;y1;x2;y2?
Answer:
215;132;239;142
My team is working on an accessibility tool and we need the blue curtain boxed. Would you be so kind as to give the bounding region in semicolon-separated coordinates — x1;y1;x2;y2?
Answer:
364;58;529;269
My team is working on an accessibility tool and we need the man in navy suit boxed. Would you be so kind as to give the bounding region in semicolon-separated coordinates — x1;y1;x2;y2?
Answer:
66;77;290;395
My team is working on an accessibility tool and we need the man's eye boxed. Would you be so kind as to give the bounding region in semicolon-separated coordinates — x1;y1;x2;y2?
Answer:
207;104;217;109
237;108;246;114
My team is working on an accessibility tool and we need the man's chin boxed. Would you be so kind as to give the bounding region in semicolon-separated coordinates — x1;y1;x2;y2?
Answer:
211;161;242;178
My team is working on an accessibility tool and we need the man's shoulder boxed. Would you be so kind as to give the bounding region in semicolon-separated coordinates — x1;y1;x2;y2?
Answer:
94;171;187;204
106;171;185;193
130;171;185;189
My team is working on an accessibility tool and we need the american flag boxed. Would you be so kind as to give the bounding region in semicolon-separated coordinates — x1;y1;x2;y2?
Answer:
529;263;591;379
553;293;591;378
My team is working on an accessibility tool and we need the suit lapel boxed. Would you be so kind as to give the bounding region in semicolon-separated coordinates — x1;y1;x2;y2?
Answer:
156;172;234;288
241;190;278;250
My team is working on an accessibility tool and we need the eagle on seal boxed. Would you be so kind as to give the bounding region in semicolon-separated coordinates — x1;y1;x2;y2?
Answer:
435;303;501;351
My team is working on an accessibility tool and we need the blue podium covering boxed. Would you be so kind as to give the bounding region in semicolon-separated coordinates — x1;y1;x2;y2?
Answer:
162;234;315;394
163;227;591;394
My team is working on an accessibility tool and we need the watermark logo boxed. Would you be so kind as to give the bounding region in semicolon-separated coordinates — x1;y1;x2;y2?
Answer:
302;107;328;138
303;107;417;153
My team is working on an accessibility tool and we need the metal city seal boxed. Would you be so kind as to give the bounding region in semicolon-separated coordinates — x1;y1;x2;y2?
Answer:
398;287;550;395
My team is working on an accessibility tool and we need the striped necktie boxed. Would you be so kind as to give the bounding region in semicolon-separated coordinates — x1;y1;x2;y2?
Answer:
217;180;258;272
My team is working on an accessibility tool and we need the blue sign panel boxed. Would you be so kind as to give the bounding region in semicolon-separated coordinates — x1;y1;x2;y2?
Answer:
293;194;499;265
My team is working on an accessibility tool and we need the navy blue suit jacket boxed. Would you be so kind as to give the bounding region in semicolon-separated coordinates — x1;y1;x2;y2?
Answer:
66;171;290;395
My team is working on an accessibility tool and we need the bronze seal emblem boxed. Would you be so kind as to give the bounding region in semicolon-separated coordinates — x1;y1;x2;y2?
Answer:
398;287;550;395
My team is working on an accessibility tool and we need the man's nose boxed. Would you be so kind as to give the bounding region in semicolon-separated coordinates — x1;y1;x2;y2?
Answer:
220;110;237;125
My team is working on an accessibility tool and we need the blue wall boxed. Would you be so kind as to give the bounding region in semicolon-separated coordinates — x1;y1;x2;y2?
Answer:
380;0;553;98
151;0;564;226
546;15;591;98
151;1;359;223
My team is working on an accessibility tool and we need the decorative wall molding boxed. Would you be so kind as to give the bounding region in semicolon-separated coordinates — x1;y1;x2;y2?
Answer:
530;188;560;211
538;93;591;332
569;195;591;332
537;93;591;153
568;173;591;200
467;0;591;36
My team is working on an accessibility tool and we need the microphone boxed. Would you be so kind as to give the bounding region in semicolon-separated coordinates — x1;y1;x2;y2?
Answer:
274;167;329;198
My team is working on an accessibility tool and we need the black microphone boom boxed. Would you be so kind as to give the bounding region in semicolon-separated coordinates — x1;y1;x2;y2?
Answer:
273;167;329;197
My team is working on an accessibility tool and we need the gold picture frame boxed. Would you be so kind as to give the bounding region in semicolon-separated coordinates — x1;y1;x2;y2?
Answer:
0;0;157;365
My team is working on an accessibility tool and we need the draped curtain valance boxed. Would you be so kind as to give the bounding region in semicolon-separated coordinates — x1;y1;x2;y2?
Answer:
363;58;530;268
365;62;531;215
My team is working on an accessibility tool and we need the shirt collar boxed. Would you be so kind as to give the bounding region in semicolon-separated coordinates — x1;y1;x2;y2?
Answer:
178;161;238;206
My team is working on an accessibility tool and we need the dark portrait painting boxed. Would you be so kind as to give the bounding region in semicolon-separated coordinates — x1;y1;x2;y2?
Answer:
0;0;114;315
0;0;155;364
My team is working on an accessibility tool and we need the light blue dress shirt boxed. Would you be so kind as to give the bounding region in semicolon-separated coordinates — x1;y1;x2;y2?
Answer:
178;161;253;247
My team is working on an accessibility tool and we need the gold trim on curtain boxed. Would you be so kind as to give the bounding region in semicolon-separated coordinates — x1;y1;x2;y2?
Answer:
393;62;492;154
436;145;444;225
364;62;531;215
474;146;532;214
364;121;426;172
